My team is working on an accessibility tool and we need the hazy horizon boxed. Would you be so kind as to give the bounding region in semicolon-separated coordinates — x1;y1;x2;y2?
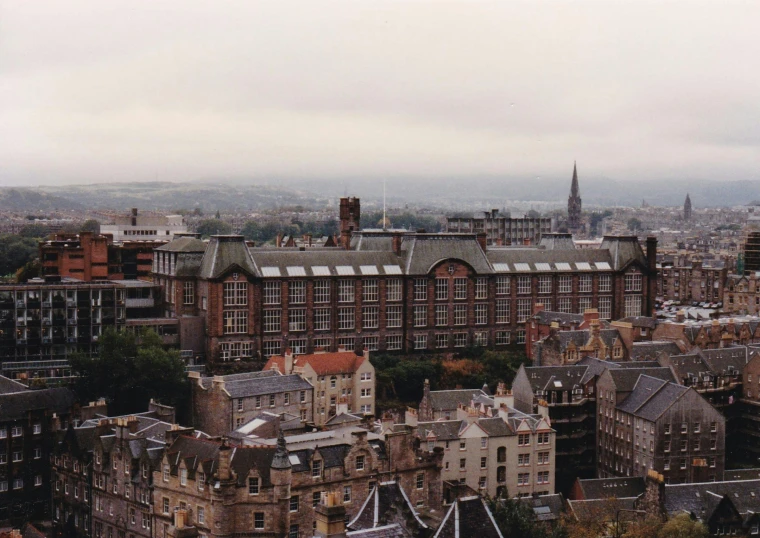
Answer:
2;1;759;186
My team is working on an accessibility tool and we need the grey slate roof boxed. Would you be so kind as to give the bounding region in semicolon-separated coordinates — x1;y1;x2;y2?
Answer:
523;365;589;392
251;249;403;277
575;476;646;500
486;247;612;271
434;497;503;538
428;389;489;412
518;494;565;522
348;481;429;534
617;376;669;414
538;233;576;250
155;236;206;252
630;341;682;360
0;387;75;421
404;235;493;275
418;421;462;441
664;479;760;517
633;382;690;421
199;371;312;399
607;367;676;393
0;375;29;395
599;236;647;271
198;235;258;279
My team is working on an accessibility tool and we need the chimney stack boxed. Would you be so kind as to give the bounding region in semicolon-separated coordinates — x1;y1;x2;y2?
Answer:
217;438;232;481
315;492;347;538
476;232;487;251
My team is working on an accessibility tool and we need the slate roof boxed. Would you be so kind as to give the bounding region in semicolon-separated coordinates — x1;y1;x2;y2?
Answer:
619;316;657;329
175;253;204;277
428;389;489;412
663;479;760;517
0;387;75;421
434;496;503;538
404;235;493;275
617;376;669;414
630;341;682;360
0;375;29;395
607;368;676;393
574;476;646;500
486;247;612;271
198;235;258;279
347;524;407;538
533;310;584;327
348;481;429;535
725;469;760;481
522;365;589;392
517;494;565;522
418;421;462;442
252;249;404;277
599;236;647;271
538;233;576;250
198;370;312;398
155;235;206;252
568;498;638;521
617;376;690;422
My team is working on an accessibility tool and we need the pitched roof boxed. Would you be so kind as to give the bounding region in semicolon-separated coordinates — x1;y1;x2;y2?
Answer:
633;382;690;421
0;375;29;395
434;496;503;538
428;389;489;411
417;420;463;442
617;376;669;414
574;476;646;500
348;481;429;534
198;235;258;279
664;479;760;517
630;341;682;360
264;351;368;377
155;235;206;252
0;387;75;421
599;236;647;271
404;235;493;275
198;370;312;398
606;367;676;393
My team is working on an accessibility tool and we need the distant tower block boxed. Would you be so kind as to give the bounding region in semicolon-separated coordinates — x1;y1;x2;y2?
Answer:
684;193;692;221
567;162;582;231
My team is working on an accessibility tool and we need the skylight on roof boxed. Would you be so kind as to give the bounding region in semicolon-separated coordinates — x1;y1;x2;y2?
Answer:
534;263;551;271
553;380;563;388
288;454;300;465
514;263;531;272
286;266;306;277
261;267;281;277
595;262;612;270
383;265;403;275
336;265;355;276
575;262;592;270
360;265;379;275
311;266;330;276
493;263;510;272
555;262;571;271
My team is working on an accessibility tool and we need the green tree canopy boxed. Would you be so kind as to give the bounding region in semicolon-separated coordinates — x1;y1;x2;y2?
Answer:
80;219;100;233
195;218;233;238
69;328;188;416
0;234;39;277
627;218;643;232
656;514;709;538
18;223;49;238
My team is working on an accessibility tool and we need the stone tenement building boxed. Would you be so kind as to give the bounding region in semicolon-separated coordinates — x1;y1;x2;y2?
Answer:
725;273;760;315
188;370;314;437
596;373;726;483
411;385;556;499
445;209;554;246
511;358;675;495
652;316;760;351
0;378;76;527
151;202;658;367
658;258;726;304
154;427;441;538
263;349;376;423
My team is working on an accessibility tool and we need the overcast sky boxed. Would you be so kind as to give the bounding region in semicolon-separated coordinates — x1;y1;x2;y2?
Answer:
1;0;759;186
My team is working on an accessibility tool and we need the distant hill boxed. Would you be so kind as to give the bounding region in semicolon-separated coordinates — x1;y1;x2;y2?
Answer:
0;188;85;211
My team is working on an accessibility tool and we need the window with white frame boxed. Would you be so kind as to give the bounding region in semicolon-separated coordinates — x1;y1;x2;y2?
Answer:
454;304;467;325
363;279;379;302
264;281;281;305
435;305;448;326
558;297;572;313
220;342;252;360
475;303;488;325
517;276;531;294
263;340;281;357
495;331;510;345
414;334;428;350
338;280;355;303
414;279;428;301
386;335;402;350
435;278;449;301
625;273;642;292
517;299;532;322
363;336;379;351
435;333;449;349
578;297;592;314
517;473;530;486
386;305;402;328
414;306;427;327
289;308;306;331
538;276;551;294
579;275;592;293
183;282;195;305
558;275;572;294
474;331;488;346
599;274;612;293
496;276;510;295
338;336;355;349
314;280;330;303
263;309;281;332
475;278;488;299
454;332;468;347
454;278;467;300
386;278;402;301
516;329;526;344
624;295;642;317
223;282;247;306
289;281;306;304
223;310;247;334
338;307;355;330
495;299;510;323
314;337;331;350
362;306;379;329
314;308;331;331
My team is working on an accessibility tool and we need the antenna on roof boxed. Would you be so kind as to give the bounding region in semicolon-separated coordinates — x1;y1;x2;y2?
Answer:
383;178;387;231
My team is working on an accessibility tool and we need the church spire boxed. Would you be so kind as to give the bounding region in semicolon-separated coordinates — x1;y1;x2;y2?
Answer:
568;162;582;231
684;193;692;221
571;161;580;198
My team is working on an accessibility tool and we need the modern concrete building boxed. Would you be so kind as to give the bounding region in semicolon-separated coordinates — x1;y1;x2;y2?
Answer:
100;208;187;242
446;209;554;246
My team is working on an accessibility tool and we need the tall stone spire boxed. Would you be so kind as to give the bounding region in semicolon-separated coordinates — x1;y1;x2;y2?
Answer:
684;193;692;221
567;162;582;231
271;428;291;470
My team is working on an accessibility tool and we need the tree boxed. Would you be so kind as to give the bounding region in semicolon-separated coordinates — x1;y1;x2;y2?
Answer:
16;259;40;282
487;494;553;538
0;234;39;277
195;218;232;238
656;514;708;538
18;223;49;238
80;219;100;233
627;218;643;232
69;328;188;416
